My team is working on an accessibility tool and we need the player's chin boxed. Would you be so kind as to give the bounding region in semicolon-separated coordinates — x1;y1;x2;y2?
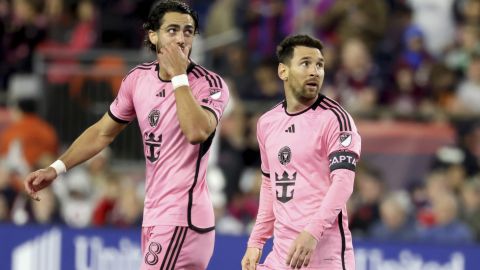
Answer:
303;87;319;98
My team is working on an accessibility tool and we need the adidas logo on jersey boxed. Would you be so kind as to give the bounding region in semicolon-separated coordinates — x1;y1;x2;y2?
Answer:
285;124;295;133
156;89;165;97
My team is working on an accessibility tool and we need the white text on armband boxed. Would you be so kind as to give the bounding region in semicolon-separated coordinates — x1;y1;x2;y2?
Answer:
328;151;358;172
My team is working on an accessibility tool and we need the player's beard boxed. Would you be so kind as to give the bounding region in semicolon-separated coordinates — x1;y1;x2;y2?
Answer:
293;83;319;101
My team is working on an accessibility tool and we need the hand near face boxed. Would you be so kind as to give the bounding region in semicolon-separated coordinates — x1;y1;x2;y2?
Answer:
286;230;318;269
157;41;190;78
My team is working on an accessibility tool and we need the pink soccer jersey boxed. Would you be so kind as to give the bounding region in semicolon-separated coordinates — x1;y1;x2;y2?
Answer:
248;95;361;269
109;61;229;232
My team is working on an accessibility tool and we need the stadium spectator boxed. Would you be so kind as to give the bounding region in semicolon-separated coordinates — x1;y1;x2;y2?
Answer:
316;0;388;52
334;38;383;116
0;79;58;170
349;164;384;237
0;0;47;92
455;53;480;115
416;191;474;244
369;191;416;242
460;178;480;241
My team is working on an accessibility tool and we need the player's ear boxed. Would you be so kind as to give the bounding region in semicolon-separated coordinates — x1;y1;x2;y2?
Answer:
278;63;288;81
148;30;158;47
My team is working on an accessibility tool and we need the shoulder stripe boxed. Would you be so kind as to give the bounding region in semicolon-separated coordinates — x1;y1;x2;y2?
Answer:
193;66;207;76
204;75;214;87
324;97;352;131
209;74;219;88
196;65;210;75
122;66;151;82
214;75;222;88
319;102;344;131
190;68;200;78
191;65;224;89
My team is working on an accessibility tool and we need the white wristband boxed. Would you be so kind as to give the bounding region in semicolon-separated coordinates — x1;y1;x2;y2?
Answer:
49;160;67;176
171;74;189;90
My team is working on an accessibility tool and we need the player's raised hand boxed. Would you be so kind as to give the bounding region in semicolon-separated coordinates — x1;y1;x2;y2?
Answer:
157;41;190;78
241;247;262;270
286;230;318;269
24;167;57;201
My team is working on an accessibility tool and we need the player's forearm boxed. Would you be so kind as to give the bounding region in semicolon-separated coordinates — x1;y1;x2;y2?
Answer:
58;122;116;170
174;86;215;144
304;170;355;241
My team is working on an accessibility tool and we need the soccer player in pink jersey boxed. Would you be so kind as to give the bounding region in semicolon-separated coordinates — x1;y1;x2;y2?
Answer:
241;35;361;270
24;1;229;269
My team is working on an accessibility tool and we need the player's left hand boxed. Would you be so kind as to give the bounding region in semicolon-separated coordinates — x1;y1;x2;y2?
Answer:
286;230;318;269
157;41;190;77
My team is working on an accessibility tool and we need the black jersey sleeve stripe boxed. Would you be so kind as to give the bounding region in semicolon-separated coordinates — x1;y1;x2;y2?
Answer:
208;74;218;88
107;108;130;124
327;102;349;132
204;75;213;87
190;68;200;78
196;65;210;76
262;171;270;178
319;102;344;131
321;99;347;132
324;97;352;131
326;97;352;131
215;75;223;88
193;66;207;76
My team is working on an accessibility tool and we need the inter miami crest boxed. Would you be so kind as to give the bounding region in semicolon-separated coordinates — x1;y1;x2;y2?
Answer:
275;171;297;203
339;133;352;147
278;146;291;165
148;109;160;127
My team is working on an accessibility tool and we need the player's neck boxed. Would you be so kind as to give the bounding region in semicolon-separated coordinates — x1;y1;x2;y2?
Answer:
285;94;318;114
158;69;171;81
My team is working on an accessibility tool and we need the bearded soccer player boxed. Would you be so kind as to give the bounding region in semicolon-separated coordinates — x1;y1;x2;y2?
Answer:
24;1;229;269
241;35;360;270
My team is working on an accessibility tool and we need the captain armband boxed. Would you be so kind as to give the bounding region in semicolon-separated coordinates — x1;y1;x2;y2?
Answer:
328;151;359;172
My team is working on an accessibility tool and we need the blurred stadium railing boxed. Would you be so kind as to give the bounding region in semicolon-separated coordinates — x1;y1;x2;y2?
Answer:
33;48;151;161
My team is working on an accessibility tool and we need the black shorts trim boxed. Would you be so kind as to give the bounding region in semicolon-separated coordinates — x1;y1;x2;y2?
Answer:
159;227;188;270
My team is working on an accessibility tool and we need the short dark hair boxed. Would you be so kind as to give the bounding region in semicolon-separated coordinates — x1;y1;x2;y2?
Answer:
276;35;324;64
143;0;199;52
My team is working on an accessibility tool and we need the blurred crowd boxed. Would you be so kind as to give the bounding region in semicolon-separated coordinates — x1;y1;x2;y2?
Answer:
1;0;480;245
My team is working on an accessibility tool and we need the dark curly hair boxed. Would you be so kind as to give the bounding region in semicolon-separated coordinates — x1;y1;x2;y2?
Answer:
276;35;324;64
143;0;199;52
